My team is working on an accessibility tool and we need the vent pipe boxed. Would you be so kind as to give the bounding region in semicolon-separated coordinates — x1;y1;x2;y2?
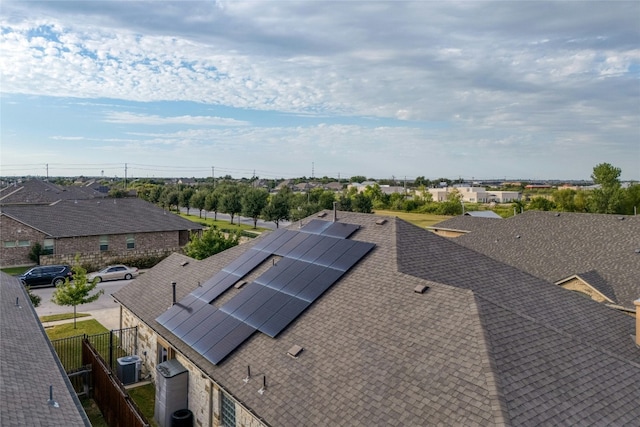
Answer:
333;201;337;222
172;282;177;306
635;299;640;346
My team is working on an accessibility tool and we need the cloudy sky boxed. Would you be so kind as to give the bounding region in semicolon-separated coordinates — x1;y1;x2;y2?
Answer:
1;1;638;181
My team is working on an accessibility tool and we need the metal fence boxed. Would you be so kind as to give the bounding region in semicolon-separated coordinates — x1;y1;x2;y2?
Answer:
51;327;138;374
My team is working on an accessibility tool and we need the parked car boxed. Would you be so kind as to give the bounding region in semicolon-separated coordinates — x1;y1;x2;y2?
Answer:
19;265;73;287
87;265;139;282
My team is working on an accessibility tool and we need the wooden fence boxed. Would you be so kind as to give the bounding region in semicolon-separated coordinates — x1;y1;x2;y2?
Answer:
82;339;149;427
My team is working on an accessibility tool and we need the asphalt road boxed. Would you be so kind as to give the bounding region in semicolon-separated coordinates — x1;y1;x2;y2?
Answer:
32;278;131;317
180;208;291;230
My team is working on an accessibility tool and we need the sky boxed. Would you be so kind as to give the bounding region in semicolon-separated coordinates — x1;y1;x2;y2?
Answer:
1;1;639;181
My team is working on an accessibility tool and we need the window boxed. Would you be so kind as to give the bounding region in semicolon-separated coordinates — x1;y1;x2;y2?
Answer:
43;238;54;254
18;240;30;247
157;338;174;364
3;241;16;248
221;392;236;427
99;235;109;251
126;235;135;250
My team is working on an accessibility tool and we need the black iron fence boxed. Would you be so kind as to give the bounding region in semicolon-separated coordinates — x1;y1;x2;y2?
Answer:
51;327;138;374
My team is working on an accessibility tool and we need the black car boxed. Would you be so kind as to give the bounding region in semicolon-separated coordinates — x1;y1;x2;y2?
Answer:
19;265;73;287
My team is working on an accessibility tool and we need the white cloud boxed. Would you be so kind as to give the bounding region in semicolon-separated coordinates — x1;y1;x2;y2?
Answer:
103;112;249;126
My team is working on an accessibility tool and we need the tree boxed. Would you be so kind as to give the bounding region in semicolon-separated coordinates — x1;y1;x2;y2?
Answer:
621;183;640;215
205;190;220;220
190;191;207;218
28;242;44;264
183;228;240;260
163;190;180;212
241;188;269;228
552;189;577;212
51;258;104;329
262;188;291;228
528;196;556;211
350;175;367;183
219;185;244;224
352;192;373;213
179;188;195;215
27;287;41;307
589;162;623;213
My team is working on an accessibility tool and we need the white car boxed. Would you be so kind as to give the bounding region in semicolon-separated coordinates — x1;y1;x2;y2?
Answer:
87;265;139;282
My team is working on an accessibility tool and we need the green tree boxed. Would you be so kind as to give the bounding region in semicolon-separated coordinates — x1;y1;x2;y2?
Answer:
338;194;353;212
350;175;367;183
621;183;640;215
163;190;180;212
242;188;269;228
28;242;44;264
51;258;104;329
552;189;577;212
190;191;207;218
528;196;556;211
589;163;623;213
352;192;373;213
27;287;41;307
183;228;240;260
205;190;220;220
179;188;195;215
262;188;291;228
219;184;244;224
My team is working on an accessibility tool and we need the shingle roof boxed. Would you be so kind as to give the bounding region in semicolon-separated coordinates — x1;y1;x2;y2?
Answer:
435;211;640;309
0;272;90;426
1;198;203;237
0;179;105;205
114;211;640;426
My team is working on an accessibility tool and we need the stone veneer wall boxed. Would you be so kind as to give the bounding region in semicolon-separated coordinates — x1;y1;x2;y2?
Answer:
40;247;177;269
120;306;266;427
0;215;47;266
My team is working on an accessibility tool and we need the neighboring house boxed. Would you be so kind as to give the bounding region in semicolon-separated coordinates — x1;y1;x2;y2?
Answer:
0;198;203;267
0;179;106;206
0;272;91;426
431;211;640;310
113;211;640;427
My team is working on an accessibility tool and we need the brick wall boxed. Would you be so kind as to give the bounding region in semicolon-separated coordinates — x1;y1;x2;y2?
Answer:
40;247;177;269
0;215;47;266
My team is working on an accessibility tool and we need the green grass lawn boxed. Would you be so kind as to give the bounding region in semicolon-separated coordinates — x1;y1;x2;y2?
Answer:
129;383;158;426
45;319;109;340
1;266;31;275
179;213;269;232
40;312;90;323
373;210;451;228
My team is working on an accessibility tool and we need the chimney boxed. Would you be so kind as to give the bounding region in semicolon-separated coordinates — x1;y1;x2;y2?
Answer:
333;201;337;222
635;299;640;346
172;282;177;306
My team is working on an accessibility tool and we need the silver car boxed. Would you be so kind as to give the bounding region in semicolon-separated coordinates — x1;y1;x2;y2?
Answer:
87;265;139;282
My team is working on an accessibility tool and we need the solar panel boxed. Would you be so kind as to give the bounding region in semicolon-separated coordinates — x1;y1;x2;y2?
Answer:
250;228;288;251
258;297;311;337
313;238;356;269
286;233;324;259
299;219;332;235
170;302;219;338
320;221;360;239
202;322;256;365
272;231;313;257
181;309;228;346
156;294;204;330
155;218;376;364
329;241;375;271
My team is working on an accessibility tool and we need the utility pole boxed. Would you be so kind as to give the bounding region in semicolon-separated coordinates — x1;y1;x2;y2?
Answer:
46;164;49;180
124;163;128;190
312;162;315;181
212;166;215;188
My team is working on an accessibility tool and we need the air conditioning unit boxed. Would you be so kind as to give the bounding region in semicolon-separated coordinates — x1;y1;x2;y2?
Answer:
116;355;141;385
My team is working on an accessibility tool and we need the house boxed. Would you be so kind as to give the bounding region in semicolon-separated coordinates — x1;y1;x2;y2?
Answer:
0;179;106;206
431;211;640;310
113;211;640;427
0;272;90;426
0;198;203;267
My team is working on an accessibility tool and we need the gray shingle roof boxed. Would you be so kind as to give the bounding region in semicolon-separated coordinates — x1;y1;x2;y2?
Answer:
436;211;640;309
0;272;90;426
1;198;203;237
0;179;105;205
114;211;640;426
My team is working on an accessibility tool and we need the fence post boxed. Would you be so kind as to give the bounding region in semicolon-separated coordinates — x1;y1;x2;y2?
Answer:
109;330;114;371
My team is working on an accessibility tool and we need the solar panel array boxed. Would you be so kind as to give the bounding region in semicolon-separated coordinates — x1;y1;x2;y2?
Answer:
156;219;374;364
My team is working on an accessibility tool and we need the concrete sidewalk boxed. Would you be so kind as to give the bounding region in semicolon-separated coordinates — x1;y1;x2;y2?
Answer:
41;307;121;330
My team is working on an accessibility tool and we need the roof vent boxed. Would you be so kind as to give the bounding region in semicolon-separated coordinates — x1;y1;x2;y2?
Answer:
617;216;625;220
376;218;387;225
516;235;520;239
317;212;327;218
287;344;304;358
635;249;640;254
414;284;429;294
234;280;247;289
555;213;560;217
180;261;189;267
